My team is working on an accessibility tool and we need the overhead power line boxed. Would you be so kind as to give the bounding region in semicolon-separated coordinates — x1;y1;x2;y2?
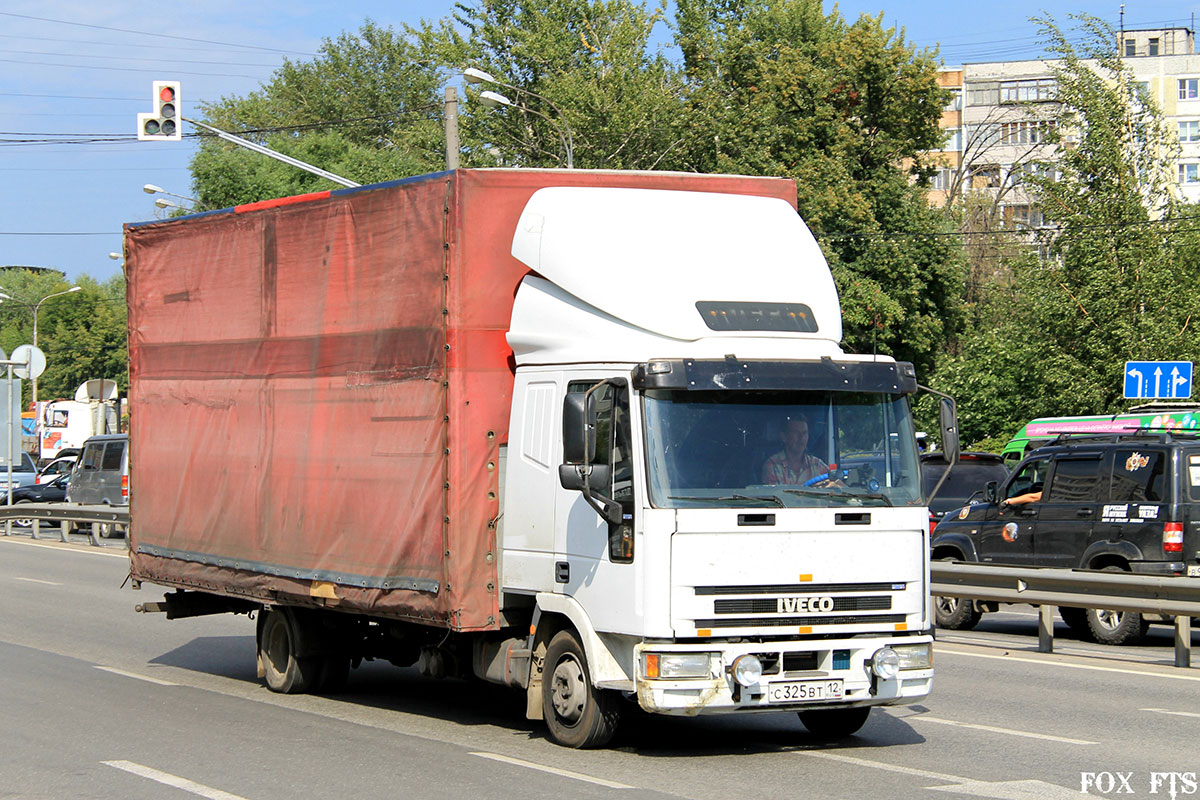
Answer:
0;11;314;56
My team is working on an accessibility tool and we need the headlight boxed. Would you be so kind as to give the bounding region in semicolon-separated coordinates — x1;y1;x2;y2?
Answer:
642;652;714;679
893;643;933;670
871;647;900;680
730;654;763;687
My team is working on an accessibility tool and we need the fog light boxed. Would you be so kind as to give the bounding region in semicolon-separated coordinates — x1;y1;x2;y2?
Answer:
731;654;763;687
871;647;900;680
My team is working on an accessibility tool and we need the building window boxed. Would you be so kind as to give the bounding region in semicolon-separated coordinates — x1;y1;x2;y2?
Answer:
1125;38;1137;57
968;85;999;106
1008;205;1046;228
1178;163;1200;183
999;120;1057;145
942;128;962;151
972;165;1002;188
1000;78;1057;103
1149;38;1160;56
1179;79;1199;100
931;168;956;191
1179;120;1200;142
944;88;962;112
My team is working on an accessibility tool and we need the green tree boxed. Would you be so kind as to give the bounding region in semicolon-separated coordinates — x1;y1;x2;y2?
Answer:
930;14;1200;445
191;20;450;208
674;0;965;373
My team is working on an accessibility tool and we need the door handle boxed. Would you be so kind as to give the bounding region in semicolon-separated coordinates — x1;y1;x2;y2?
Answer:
1076;508;1094;517
1017;508;1037;517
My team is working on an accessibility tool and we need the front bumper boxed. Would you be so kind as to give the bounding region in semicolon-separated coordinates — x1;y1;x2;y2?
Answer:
633;635;933;716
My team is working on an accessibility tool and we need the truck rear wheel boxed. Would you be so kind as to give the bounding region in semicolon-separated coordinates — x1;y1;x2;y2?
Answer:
258;608;317;693
798;707;872;738
542;630;620;748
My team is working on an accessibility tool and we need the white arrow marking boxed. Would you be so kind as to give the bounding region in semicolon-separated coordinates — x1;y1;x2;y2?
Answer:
1127;368;1144;396
1154;366;1163;397
1171;367;1189;398
1142;707;1200;718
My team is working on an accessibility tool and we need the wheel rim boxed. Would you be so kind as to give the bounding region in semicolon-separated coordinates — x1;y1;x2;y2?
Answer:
935;597;959;615
549;654;587;725
1094;609;1123;631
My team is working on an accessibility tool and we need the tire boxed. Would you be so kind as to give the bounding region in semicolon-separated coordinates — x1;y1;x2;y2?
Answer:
798;707;872;739
1058;606;1091;639
258;608;318;693
541;630;620;748
1086;567;1150;645
934;558;982;630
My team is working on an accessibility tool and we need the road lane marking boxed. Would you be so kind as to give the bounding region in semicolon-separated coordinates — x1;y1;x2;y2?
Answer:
470;752;633;789
798;752;1086;799
103;761;250;800
937;645;1200;682
1142;708;1200;718
0;537;128;558
912;715;1096;745
95;666;177;686
13;576;61;585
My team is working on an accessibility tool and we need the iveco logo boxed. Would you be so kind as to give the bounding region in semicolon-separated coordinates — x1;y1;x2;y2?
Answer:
777;596;835;613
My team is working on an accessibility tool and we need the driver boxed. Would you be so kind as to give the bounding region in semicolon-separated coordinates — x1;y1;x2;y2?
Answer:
762;416;832;485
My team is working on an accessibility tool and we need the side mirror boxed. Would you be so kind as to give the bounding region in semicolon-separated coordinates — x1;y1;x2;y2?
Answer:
938;397;960;465
984;480;998;503
558;463;612;492
562;393;596;465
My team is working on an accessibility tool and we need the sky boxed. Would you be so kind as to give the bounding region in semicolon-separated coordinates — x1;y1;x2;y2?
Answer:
2;1;1198;283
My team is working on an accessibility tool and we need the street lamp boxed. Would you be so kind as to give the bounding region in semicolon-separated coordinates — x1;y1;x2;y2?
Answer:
143;183;197;204
32;287;82;406
464;68;575;168
154;197;194;213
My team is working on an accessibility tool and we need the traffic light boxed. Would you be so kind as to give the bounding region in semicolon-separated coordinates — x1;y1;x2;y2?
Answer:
137;81;182;141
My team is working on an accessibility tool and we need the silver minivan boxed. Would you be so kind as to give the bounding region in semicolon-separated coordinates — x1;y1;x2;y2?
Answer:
67;434;128;507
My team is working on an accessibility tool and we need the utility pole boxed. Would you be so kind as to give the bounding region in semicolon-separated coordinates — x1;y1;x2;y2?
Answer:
445;87;460;170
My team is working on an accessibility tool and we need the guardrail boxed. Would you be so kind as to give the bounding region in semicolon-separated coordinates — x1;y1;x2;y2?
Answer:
0;503;129;548
933;561;1200;668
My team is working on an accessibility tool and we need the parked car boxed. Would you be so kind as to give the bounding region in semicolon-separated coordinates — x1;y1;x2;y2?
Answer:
931;431;1200;644
921;451;1011;530
36;455;78;484
0;452;40;494
5;473;70;528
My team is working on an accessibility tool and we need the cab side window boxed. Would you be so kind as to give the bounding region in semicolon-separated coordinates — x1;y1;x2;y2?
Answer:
1006;457;1049;501
568;381;634;563
1046;456;1103;502
1110;449;1166;502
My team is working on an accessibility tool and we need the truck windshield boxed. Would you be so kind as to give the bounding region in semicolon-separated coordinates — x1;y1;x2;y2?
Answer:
643;389;921;508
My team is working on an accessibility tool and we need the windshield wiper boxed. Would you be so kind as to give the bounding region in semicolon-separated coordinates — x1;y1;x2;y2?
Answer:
782;488;894;507
668;494;785;507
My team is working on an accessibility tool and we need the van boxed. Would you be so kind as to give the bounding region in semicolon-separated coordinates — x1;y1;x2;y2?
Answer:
67;434;128;507
933;430;1200;644
1000;404;1200;469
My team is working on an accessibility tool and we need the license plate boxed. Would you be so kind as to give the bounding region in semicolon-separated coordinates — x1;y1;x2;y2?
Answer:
766;679;844;703
1188;565;1200;577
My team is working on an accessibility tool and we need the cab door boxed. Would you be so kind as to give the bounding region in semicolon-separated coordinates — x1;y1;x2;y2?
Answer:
1033;452;1105;567
555;379;641;635
976;455;1048;565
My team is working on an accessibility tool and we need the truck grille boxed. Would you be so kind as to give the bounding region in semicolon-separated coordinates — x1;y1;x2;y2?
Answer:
714;596;892;614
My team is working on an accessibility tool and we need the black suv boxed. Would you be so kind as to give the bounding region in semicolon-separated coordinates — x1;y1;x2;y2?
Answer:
930;432;1200;644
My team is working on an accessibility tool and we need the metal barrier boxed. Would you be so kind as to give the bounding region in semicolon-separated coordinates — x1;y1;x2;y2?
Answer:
0;503;129;548
933;561;1200;667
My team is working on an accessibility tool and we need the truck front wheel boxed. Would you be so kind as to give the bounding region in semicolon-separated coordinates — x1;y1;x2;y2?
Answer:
541;630;620;748
798;707;872;739
258;608;317;694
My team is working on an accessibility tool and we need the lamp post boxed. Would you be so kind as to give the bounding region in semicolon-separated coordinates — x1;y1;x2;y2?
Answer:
464;68;575;168
32;287;82;406
143;184;197;204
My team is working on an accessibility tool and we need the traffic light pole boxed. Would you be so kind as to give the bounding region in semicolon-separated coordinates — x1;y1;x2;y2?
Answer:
183;117;361;189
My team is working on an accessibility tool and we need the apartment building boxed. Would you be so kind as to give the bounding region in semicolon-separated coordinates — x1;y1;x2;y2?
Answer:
933;27;1200;224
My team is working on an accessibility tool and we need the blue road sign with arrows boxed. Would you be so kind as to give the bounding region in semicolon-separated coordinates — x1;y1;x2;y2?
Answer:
1124;361;1192;399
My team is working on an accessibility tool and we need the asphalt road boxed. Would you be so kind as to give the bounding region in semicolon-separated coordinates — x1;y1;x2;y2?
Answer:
4;534;1200;800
